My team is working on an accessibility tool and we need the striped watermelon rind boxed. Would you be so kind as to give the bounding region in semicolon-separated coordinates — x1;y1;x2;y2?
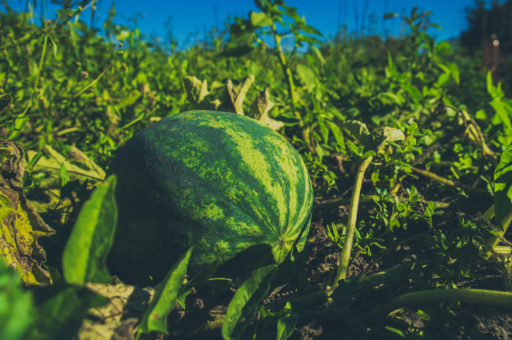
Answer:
107;111;313;285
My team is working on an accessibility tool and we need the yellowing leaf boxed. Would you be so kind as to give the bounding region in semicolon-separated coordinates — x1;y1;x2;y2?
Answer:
0;141;55;286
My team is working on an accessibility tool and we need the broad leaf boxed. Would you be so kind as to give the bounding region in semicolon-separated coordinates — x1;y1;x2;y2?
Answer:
250;11;273;27
137;247;193;336
222;265;277;340
62;175;118;285
296;64;316;92
116;90;141;109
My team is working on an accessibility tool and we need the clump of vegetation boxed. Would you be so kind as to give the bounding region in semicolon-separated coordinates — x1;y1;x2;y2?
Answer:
2;0;512;339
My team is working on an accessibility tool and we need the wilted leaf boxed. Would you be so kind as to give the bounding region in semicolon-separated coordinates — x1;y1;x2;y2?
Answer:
222;265;277;340
66;146;106;179
137;247;193;336
0;140;55;285
0;260;33;340
250;87;274;120
183;76;209;107
62;175;118;286
373;127;405;153
340;120;373;150
26;145;105;190
223;75;255;115
77;279;155;340
27;284;109;340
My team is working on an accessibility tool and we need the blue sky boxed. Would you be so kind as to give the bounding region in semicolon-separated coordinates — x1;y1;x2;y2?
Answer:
4;0;485;48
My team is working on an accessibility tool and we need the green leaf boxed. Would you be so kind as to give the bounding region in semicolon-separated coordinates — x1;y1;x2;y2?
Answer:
447;62;460;85
0;260;33;340
495;144;512;231
277;311;300;340
327;121;345;151
310;45;326;65
116;90;141;109
436;73;452;88
317;115;329;144
296;64;316;92
250;11;273;27
62;175;118;285
476;110;487;120
387;52;397;77
27;285;109;340
138;247;193;336
59;162;70;188
385;326;405;337
0;94;13;111
222;265;277;340
490;101;512;130
435;41;453;56
363;150;376;158
400;84;422;103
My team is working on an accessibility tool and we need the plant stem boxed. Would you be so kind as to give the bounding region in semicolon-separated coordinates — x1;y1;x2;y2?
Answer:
331;156;373;291
272;27;314;154
74;61;112;97
350;289;512;326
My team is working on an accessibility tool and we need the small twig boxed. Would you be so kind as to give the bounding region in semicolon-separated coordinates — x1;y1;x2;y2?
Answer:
411;167;488;194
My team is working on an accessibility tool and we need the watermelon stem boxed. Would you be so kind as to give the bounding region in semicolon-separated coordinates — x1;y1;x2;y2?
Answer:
331;155;374;292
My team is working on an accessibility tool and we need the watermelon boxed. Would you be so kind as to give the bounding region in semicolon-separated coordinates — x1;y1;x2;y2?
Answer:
107;111;313;286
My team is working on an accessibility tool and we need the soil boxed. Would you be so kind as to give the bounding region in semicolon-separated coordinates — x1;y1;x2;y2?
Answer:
37;188;512;340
